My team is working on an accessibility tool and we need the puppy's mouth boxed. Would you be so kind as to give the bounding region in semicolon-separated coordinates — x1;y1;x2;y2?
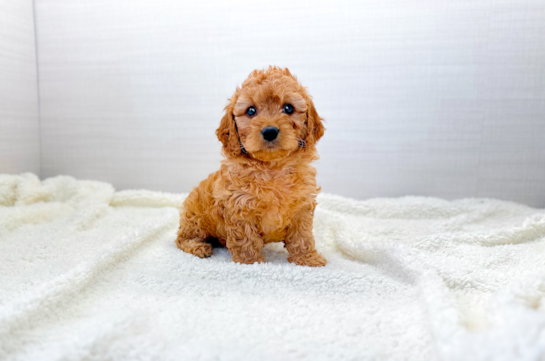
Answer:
243;126;298;160
263;140;279;151
249;142;294;161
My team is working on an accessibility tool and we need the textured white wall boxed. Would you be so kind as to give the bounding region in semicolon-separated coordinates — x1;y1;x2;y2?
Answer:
34;0;545;206
0;0;40;174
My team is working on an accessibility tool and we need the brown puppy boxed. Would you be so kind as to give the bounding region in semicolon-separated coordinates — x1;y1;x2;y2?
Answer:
176;66;326;266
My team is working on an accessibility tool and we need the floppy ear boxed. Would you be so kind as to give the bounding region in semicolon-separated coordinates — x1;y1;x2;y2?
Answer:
216;99;242;157
306;98;325;145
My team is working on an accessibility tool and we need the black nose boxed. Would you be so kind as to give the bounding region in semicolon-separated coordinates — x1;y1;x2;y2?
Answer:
261;127;279;141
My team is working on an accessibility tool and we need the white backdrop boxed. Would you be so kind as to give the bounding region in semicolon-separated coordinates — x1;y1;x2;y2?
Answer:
26;0;545;206
0;0;40;175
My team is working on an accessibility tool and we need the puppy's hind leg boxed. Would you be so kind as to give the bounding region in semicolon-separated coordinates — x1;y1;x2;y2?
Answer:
176;214;212;258
176;237;212;258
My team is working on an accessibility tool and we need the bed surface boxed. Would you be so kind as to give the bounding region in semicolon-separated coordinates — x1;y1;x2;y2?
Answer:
1;173;544;360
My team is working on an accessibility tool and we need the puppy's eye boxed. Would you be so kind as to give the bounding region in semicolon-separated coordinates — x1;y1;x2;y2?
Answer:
246;106;257;117
283;103;294;114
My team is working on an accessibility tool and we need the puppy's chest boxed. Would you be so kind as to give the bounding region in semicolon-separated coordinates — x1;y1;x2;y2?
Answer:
256;183;298;234
237;170;305;232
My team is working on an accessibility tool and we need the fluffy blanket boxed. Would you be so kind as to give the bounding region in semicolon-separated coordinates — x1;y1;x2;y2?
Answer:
1;173;544;361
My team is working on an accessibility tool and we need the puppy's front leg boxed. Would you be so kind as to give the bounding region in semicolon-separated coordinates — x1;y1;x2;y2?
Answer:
225;215;265;264
285;208;327;267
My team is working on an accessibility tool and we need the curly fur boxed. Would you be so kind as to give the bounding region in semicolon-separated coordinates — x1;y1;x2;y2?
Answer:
176;66;326;266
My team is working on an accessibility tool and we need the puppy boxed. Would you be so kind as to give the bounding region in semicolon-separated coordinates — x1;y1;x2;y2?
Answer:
176;66;326;266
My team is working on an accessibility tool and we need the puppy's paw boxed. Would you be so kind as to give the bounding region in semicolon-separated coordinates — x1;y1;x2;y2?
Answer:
191;243;213;258
232;253;266;265
288;250;327;267
177;238;213;258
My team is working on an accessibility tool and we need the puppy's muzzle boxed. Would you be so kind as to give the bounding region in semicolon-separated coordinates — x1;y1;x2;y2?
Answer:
261;127;279;141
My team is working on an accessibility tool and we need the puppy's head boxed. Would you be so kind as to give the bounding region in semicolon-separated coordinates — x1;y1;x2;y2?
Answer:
216;66;324;161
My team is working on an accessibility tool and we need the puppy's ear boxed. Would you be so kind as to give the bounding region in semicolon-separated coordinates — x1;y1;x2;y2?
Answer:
216;98;242;157
306;98;325;144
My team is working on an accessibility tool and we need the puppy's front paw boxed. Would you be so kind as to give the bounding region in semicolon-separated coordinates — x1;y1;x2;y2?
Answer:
231;253;266;265
288;250;327;267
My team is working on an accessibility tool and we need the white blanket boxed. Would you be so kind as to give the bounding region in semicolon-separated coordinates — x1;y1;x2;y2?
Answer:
1;173;544;361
